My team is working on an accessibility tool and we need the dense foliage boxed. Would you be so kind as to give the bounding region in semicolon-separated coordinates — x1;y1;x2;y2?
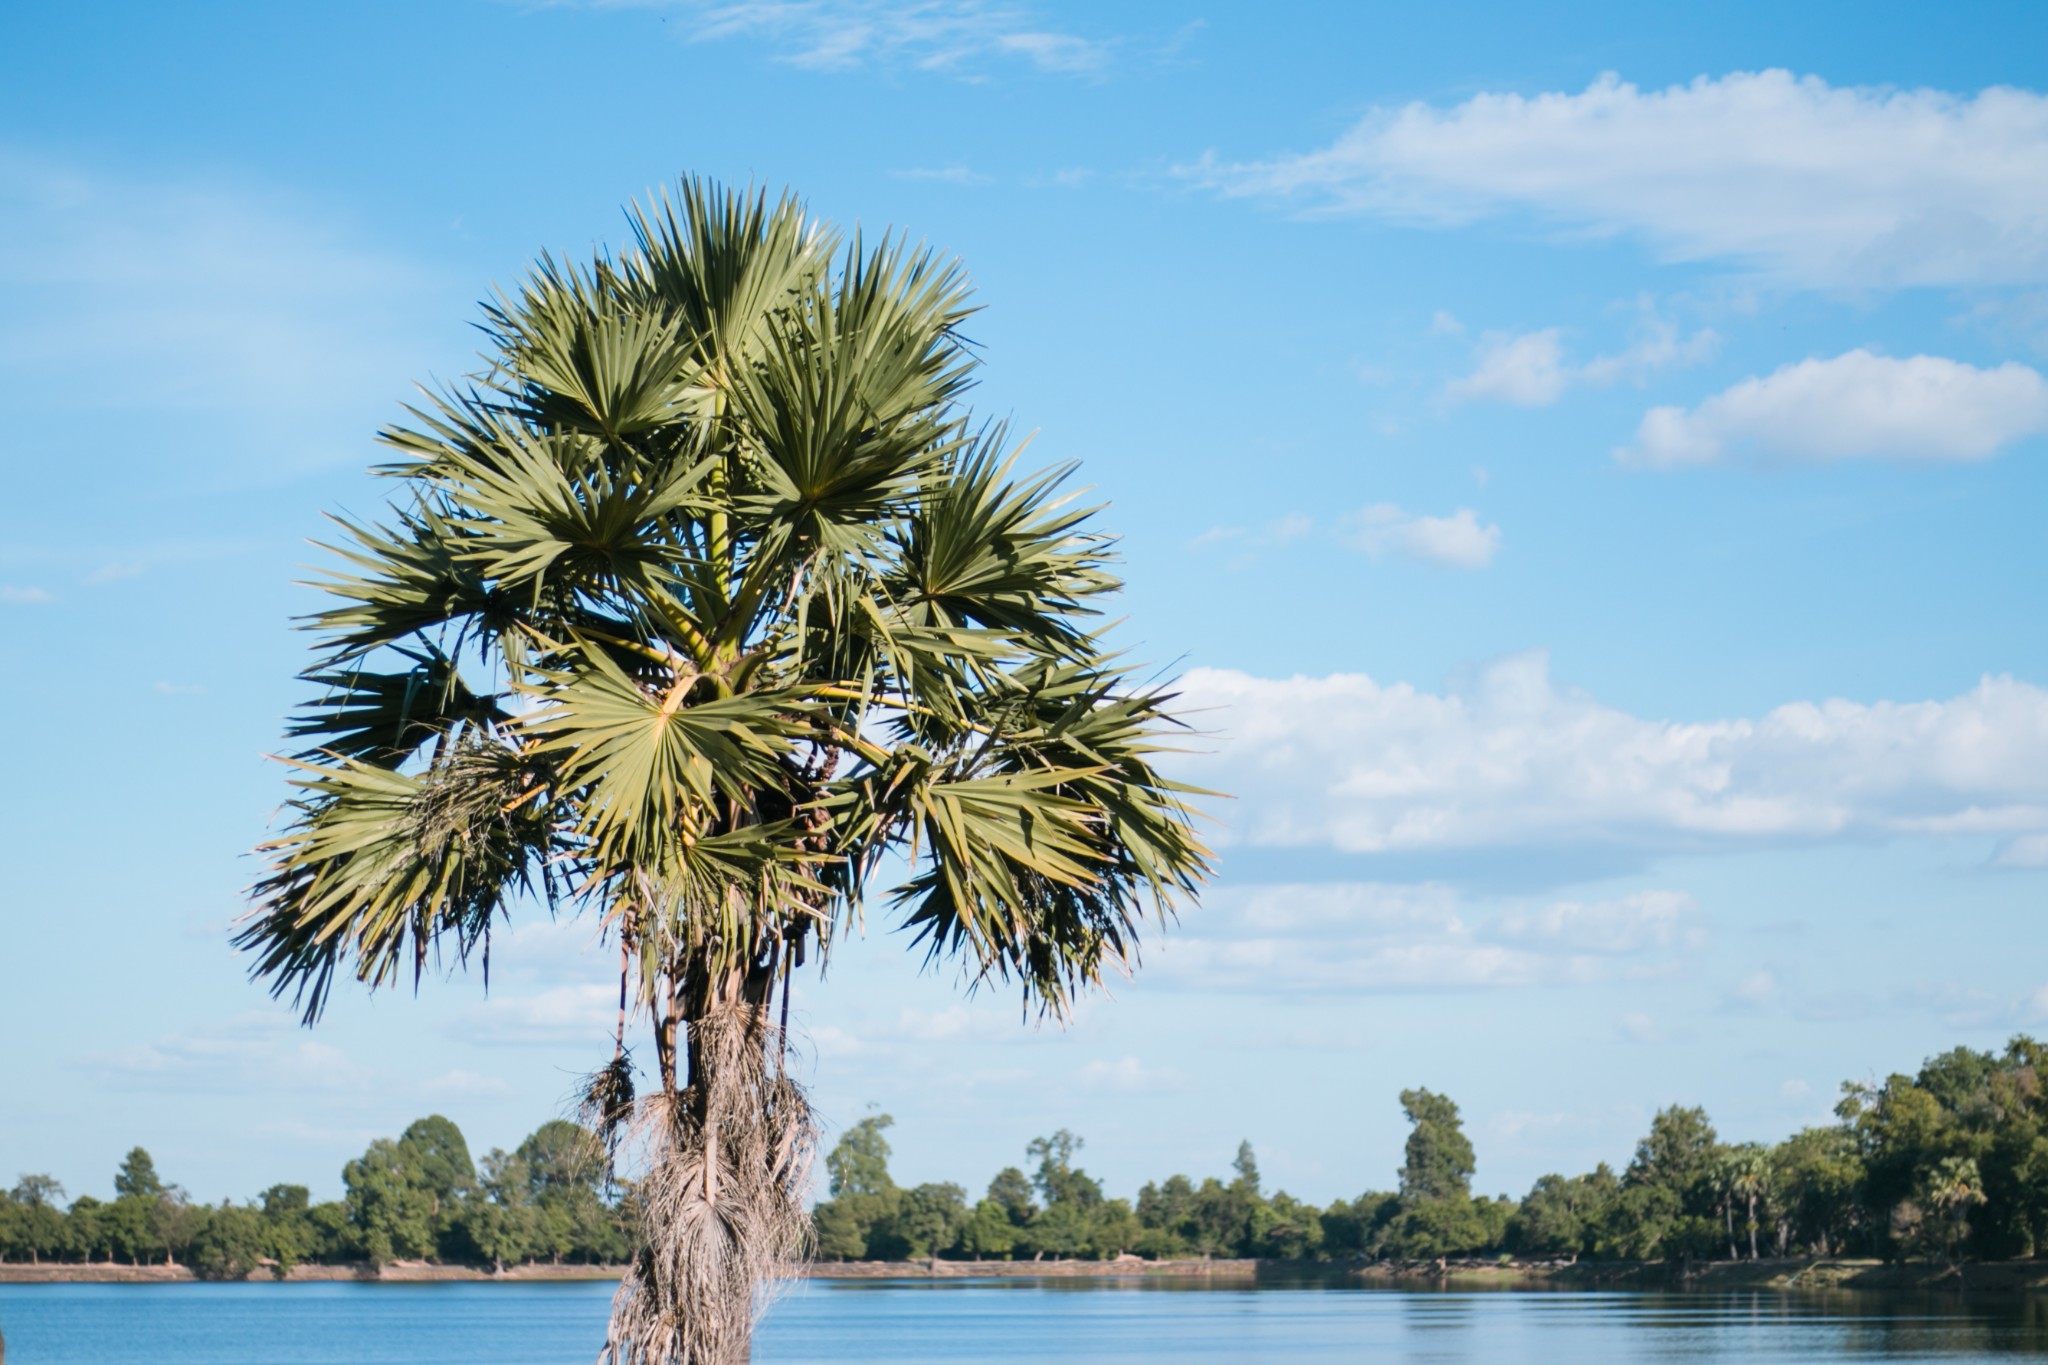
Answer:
811;1036;2048;1266
0;1117;629;1277
9;1035;2047;1275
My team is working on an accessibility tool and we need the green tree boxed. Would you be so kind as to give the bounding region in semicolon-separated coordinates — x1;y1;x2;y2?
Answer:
889;1183;967;1259
257;1185;316;1277
6;1177;66;1265
958;1198;1018;1260
1250;1191;1323;1260
827;1116;897;1199
1770;1127;1864;1257
1135;1174;1196;1256
1512;1168;1615;1260
114;1149;163;1199
1386;1089;1485;1260
190;1204;268;1280
1319;1191;1399;1259
1398;1090;1474;1203
1602;1106;1723;1261
236;178;1210;1363
344;1138;438;1265
986;1167;1036;1227
1027;1131;1102;1210
811;1199;869;1262
812;1115;902;1260
64;1196;106;1264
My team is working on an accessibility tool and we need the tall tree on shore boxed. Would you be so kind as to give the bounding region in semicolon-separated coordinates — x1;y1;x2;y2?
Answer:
237;179;1210;1363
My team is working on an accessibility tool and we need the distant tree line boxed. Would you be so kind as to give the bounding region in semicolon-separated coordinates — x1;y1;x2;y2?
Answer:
0;1117;629;1277
813;1035;2048;1266
8;1035;2048;1275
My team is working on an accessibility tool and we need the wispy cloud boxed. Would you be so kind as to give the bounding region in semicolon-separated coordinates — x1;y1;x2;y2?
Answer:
891;164;994;186
0;584;53;604
1187;70;2048;287
552;0;1112;76
1444;316;1718;407
1077;1055;1184;1092
1343;504;1501;569
1621;349;2048;466
1151;882;1702;995
0;149;444;473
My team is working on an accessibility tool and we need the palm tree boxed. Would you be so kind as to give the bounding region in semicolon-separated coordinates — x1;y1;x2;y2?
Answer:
236;180;1211;1363
1919;1156;1986;1266
1727;1145;1770;1260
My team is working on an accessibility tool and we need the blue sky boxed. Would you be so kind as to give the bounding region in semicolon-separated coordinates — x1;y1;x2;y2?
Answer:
3;0;2047;1210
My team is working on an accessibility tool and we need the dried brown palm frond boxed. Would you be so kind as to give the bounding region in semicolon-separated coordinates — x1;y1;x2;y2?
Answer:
601;1008;814;1365
579;1052;639;1191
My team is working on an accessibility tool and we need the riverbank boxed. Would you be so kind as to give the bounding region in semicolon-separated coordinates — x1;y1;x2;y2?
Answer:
6;1256;2046;1292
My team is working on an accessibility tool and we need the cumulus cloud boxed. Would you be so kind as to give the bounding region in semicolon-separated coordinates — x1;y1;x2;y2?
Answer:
1622;349;2048;465
1151;881;1699;995
1190;70;2048;287
1344;504;1501;568
1175;651;2048;864
553;0;1110;75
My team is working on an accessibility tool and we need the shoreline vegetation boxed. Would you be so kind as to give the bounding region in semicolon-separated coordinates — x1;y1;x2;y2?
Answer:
9;1036;2048;1289
9;1255;2048;1295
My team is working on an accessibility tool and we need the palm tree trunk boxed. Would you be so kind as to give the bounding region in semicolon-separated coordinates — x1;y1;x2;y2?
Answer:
1747;1194;1759;1260
604;946;813;1365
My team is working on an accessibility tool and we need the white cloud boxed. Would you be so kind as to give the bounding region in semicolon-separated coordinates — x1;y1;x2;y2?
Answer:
1344;504;1501;569
1150;881;1699;995
1998;832;2048;867
1445;329;1567;405
0;585;52;604
1175;651;2048;863
446;983;617;1046
559;0;1110;75
1191;70;2048;287
1446;319;1719;408
1623;349;2048;466
1495;890;1699;955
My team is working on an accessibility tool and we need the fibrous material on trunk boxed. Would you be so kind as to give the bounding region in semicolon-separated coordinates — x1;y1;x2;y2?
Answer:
603;1012;812;1365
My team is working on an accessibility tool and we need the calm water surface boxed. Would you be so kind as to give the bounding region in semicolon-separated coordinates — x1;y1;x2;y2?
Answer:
6;1279;2048;1363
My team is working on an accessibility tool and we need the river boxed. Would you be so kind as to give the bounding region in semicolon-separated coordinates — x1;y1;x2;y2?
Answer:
6;1278;2048;1363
